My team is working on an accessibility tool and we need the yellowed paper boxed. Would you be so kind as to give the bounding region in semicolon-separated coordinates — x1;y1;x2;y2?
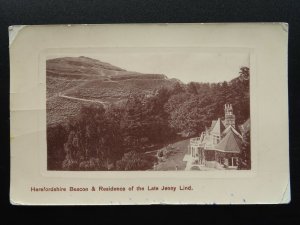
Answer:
10;23;289;205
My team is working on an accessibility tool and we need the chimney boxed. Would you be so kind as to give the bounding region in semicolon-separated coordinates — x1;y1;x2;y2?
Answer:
224;103;235;128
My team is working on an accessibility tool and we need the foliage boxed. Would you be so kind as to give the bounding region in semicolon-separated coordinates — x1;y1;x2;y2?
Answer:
238;130;251;170
47;67;250;171
164;67;250;135
116;151;156;170
47;124;68;170
157;149;164;158
61;104;123;170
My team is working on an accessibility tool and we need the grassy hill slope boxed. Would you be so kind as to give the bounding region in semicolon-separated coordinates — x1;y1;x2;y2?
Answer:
47;56;176;126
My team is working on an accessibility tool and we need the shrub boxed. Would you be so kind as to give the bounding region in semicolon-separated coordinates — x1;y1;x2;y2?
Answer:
157;149;164;158
116;151;155;171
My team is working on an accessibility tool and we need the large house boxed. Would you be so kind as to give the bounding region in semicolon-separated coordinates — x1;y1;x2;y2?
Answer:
183;104;250;170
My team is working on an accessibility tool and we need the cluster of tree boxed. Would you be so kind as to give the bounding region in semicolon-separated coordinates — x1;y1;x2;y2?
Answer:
47;67;250;171
165;66;250;136
48;105;124;170
116;151;157;171
238;130;251;170
47;89;176;170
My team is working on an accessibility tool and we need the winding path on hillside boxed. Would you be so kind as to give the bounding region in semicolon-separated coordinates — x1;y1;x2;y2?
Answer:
58;92;108;105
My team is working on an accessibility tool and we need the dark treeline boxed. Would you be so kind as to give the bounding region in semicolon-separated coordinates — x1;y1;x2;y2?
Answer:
47;67;250;171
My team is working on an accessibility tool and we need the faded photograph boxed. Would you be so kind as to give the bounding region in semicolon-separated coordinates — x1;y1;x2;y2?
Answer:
47;51;251;171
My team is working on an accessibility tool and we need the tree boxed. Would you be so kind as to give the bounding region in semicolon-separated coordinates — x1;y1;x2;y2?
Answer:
171;82;185;94
187;82;198;95
52;64;250;171
121;94;145;150
239;131;251;170
239;67;250;80
116;151;156;170
62;104;123;170
62;130;80;170
47;124;68;170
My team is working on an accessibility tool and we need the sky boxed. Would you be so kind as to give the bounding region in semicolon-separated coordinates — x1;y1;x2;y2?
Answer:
48;51;250;83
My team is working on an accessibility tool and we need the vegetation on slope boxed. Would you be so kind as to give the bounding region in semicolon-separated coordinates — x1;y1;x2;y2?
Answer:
47;65;250;171
46;57;174;125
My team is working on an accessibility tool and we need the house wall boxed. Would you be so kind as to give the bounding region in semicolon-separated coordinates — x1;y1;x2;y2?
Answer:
204;150;215;161
204;150;240;169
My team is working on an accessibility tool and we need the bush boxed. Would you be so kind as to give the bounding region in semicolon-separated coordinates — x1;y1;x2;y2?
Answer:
62;158;78;170
116;151;155;171
79;158;101;170
157;149;164;158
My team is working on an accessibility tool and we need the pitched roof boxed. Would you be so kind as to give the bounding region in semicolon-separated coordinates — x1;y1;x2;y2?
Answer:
210;118;226;136
199;132;205;143
222;125;242;139
210;120;217;131
215;128;243;153
239;118;250;135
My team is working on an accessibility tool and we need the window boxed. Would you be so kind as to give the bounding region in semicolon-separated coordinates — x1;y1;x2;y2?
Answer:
229;157;239;167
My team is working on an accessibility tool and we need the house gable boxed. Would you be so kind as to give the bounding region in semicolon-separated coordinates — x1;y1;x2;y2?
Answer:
210;118;226;136
215;129;243;153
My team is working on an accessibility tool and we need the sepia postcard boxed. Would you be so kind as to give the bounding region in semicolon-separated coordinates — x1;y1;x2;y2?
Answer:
10;23;290;205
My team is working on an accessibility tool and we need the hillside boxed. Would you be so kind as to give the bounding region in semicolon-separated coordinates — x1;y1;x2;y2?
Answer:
47;56;175;126
47;59;250;171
